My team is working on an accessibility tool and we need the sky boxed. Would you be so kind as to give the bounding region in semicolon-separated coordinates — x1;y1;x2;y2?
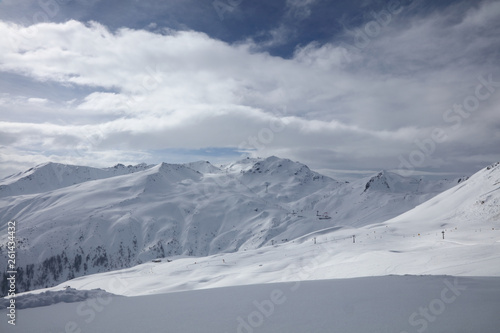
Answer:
0;0;499;179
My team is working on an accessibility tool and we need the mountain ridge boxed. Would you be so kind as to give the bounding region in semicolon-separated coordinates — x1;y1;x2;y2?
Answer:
0;162;155;198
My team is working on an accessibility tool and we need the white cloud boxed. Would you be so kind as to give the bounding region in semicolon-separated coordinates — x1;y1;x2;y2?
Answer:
286;0;317;20
27;97;48;104
0;0;499;177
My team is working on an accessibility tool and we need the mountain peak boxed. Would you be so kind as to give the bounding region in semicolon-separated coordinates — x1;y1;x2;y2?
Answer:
157;162;200;175
184;161;222;174
152;162;203;183
363;170;421;193
364;170;391;192
245;156;309;175
239;156;337;192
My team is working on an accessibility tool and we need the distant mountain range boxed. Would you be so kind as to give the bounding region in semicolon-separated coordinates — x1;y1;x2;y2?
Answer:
0;156;479;295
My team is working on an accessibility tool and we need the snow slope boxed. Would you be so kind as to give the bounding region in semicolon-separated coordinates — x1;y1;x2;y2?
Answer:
381;161;500;228
1;276;499;333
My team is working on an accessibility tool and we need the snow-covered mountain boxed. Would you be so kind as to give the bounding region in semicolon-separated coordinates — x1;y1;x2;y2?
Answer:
33;161;498;298
325;170;469;227
2;161;498;333
0;162;154;198
381;161;500;229
0;156;470;295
